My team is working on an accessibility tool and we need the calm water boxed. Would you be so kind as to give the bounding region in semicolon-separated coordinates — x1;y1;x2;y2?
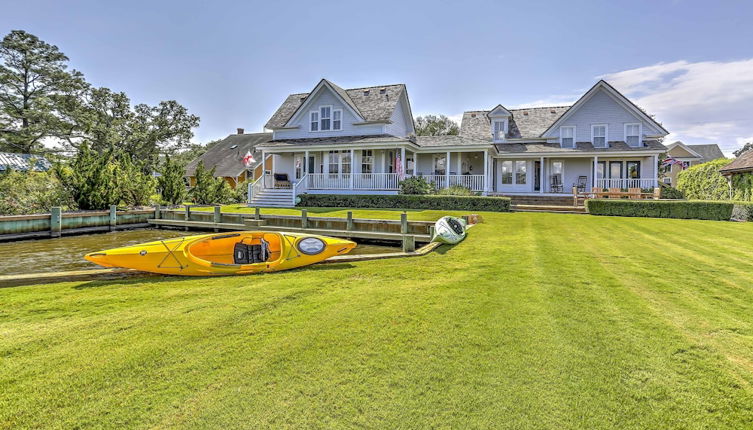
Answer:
0;229;399;275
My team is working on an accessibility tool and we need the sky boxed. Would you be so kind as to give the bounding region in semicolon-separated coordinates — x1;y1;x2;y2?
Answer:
2;0;753;155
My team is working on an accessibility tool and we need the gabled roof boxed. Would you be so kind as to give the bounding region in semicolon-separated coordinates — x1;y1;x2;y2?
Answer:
185;133;272;178
461;106;570;140
665;141;703;159
0;152;51;172
688;144;725;163
541;80;670;137
720;150;752;175
488;104;512;117
265;81;408;129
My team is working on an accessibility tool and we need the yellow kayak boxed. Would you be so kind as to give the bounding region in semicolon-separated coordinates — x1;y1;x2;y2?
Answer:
84;231;356;276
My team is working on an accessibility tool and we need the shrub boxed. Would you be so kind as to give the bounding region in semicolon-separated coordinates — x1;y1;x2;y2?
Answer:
0;169;73;215
676;159;731;200
399;176;433;195
731;172;753;202
732;202;753;221
56;144;121;210
118;155;157;207
436;184;476;196
586;199;733;221
297;194;511;212
190;161;234;204
659;185;684;199
158;155;187;205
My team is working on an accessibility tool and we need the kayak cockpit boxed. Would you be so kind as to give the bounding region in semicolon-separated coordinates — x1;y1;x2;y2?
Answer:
186;232;284;268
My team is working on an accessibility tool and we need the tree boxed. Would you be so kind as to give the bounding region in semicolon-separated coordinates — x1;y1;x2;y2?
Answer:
117;154;156;207
0;169;73;215
71;87;200;172
55;143;120;210
414;115;459;136
158;155;187;205
734;142;753;157
0;30;87;153
676;158;731;200
190;161;232;204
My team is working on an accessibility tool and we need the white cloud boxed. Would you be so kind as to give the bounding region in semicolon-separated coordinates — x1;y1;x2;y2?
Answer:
600;59;753;157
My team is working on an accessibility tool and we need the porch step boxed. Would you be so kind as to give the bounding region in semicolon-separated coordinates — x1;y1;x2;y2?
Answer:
512;204;586;214
249;188;295;208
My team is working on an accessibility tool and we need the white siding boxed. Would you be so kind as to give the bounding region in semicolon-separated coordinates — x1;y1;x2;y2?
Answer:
551;89;663;145
384;94;412;137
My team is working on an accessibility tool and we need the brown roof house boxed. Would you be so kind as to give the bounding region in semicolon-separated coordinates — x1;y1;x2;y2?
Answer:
720;149;753;176
185;130;272;188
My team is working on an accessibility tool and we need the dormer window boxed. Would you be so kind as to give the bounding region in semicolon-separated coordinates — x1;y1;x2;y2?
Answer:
592;124;607;147
310;111;319;131
493;120;507;141
560;126;575;148
333;109;342;130
625;123;641;146
310;106;342;132
320;106;331;131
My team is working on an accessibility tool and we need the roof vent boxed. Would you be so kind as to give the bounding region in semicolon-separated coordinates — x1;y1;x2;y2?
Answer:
237;128;244;135
379;88;386;94
523;111;529;116
550;110;556;114
471;113;477;118
229;144;238;149
363;90;370;96
299;96;306;101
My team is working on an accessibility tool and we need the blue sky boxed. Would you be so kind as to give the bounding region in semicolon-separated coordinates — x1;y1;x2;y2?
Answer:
2;0;753;154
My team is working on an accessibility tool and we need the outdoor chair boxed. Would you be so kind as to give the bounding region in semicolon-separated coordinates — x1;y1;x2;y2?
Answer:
607;187;622;198
592;187;605;198
550;175;563;193
627;188;641;199
273;173;292;189
574;176;588;193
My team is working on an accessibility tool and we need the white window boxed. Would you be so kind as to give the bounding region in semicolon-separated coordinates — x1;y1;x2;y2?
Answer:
501;161;512;184
341;151;351;174
493;120;506;141
320;106;331;131
310;111;319;132
560;126;575;148
625;123;641;146
592;124;607;147
328;150;339;175
515;161;527;184
361;150;373;173
333;109;342;131
433;154;446;175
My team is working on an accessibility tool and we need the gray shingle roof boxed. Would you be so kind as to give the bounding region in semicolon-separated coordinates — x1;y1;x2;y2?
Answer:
0;152;51;172
185;133;272;178
720;151;752;174
258;134;412;148
461;106;570;140
687;144;725;163
494;140;666;154
415;135;491;147
265;82;407;129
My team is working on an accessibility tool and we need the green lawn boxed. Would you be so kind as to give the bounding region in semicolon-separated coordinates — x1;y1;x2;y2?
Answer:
3;211;753;428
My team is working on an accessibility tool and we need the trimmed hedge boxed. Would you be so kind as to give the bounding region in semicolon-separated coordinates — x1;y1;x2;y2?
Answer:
585;199;734;221
732;202;753;221
297;193;511;212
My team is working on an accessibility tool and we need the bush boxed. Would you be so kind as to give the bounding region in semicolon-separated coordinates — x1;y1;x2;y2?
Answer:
660;185;684;199
0;170;74;215
158;155;187;205
586;199;733;221
676;159;731;200
190;161;234;204
399;176;433;195
56;144;121;210
731;172;753;202
437;184;476;196
118;155;156;207
297;193;511;212
732;202;753;221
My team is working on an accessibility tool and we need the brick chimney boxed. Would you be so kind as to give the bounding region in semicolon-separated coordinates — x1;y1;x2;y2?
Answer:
237;128;244;135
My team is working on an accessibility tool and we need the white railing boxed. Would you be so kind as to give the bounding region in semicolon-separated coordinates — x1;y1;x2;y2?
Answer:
418;175;446;190
417;174;484;192
307;173;400;190
292;174;308;205
308;173;352;189
596;178;656;189
248;173;264;204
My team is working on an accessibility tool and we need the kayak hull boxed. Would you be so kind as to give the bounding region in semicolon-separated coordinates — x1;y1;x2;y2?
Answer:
84;231;356;276
431;216;467;244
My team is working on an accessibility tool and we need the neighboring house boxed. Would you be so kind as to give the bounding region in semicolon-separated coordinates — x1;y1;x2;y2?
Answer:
251;79;669;207
662;141;725;186
0;152;52;173
719;149;753;177
185;130;272;188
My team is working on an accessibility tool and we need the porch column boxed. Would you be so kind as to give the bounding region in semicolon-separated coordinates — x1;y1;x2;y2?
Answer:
483;150;489;194
445;151;450;189
261;150;267;188
652;155;658;187
323;151;329;175
540;156;544;194
304;150;309;174
456;152;462;175
350;149;355;189
401;147;406;178
593;155;598;190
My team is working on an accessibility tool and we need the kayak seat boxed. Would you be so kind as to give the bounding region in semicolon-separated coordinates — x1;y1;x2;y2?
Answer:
233;238;270;264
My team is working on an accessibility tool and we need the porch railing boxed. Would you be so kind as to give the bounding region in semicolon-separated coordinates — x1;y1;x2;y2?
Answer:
418;174;485;192
307;173;400;190
596;178;656;189
292;174;308;205
353;173;400;190
248;173;264;204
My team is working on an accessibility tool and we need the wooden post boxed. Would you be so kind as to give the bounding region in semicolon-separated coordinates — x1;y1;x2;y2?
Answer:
254;207;261;220
346;211;354;231
184;205;190;231
402;235;416;253
50;207;61;238
301;209;308;229
400;212;408;234
109;205;117;231
429;225;435;239
213;205;221;232
154;205;161;219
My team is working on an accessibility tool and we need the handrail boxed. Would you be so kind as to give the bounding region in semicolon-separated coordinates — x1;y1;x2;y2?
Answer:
248;174;264;204
292;174;308;206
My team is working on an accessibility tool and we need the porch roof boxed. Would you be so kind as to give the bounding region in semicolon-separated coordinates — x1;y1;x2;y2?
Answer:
256;134;414;149
493;139;666;155
415;135;491;147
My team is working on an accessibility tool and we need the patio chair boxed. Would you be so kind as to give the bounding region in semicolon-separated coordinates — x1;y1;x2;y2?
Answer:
550;175;563;193
574;176;588;193
592;187;605;198
607;187;622;198
273;173;292;189
627;187;641;199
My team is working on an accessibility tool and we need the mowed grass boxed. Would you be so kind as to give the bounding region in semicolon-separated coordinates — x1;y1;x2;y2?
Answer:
3;211;753;428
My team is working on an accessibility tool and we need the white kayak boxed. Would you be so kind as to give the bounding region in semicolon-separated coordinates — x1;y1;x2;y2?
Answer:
431;216;467;244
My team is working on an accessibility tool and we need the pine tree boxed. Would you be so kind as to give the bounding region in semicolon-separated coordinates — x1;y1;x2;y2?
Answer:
55;143;120;210
158;155;187;205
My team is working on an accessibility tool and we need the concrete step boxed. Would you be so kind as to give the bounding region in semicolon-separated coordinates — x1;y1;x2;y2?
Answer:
512;204;586;214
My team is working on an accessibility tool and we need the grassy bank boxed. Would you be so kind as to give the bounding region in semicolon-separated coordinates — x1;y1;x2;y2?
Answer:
2;211;753;428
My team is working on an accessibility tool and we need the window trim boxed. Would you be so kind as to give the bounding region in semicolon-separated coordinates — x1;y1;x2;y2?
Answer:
560;126;576;148
309;111;319;132
492;119;507;142
591;124;608;148
361;150;373;174
624;123;642;147
332;108;342;131
319;105;332;131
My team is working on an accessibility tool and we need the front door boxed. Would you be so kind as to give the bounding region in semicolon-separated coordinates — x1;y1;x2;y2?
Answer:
499;160;528;192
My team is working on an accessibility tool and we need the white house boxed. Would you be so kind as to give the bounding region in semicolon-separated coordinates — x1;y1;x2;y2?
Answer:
249;79;669;207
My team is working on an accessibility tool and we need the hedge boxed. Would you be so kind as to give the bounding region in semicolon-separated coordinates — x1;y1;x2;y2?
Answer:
297;193;511;212
585;199;734;221
676;159;731;200
732;202;753;221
